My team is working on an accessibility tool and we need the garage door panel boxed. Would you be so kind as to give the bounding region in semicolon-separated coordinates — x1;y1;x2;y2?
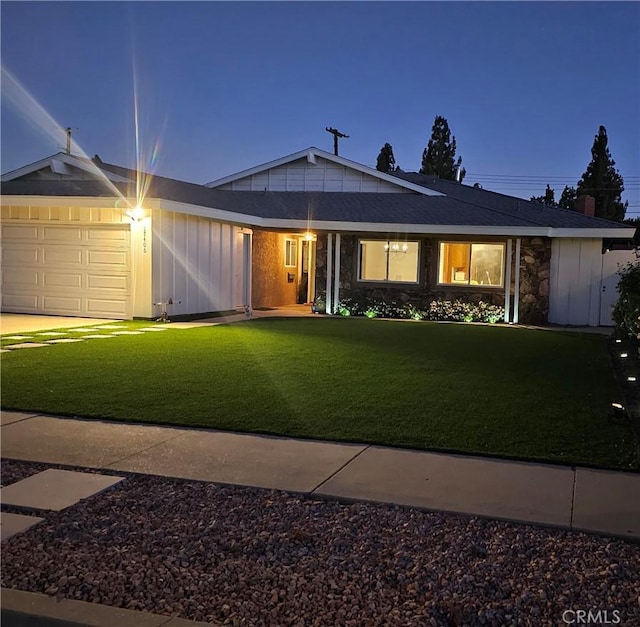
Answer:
86;298;129;316
3;269;39;286
42;272;83;288
42;295;83;314
43;226;83;242
42;248;83;265
1;294;39;312
2;225;39;241
87;274;128;291
87;249;129;267
87;228;129;244
2;245;39;264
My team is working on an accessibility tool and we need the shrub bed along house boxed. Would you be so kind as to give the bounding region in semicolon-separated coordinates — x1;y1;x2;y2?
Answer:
334;294;504;323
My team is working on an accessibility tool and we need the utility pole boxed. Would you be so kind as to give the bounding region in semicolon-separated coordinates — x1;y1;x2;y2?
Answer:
325;127;349;156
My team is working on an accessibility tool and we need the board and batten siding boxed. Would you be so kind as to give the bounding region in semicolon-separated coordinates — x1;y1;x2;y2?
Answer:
151;210;245;317
215;156;413;193
548;238;603;326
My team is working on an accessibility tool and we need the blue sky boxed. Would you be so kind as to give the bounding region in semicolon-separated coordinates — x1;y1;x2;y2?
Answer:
2;1;639;214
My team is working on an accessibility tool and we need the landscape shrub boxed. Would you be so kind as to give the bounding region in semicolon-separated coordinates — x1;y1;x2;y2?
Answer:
335;294;503;324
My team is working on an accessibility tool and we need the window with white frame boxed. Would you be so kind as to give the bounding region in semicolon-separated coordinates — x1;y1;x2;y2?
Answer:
438;242;505;287
359;240;419;283
284;238;297;267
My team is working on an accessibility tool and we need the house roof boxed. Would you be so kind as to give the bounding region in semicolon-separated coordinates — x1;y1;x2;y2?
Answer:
1;151;635;238
204;146;443;196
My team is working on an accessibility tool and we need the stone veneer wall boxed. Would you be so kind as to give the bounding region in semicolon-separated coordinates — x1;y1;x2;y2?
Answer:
252;231;298;308
517;236;551;325
314;234;552;324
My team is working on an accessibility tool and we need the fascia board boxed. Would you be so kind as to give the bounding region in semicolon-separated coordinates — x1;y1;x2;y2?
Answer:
205;146;443;196
1;153;134;183
4;196;634;240
158;199;262;227
549;227;636;239
2;154;66;181
259;220;549;236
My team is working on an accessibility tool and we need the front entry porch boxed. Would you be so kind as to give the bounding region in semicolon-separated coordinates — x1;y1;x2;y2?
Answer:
251;231;316;309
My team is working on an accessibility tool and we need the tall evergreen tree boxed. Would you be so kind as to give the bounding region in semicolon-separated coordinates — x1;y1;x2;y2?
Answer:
530;185;557;206
420;115;466;181
576;125;627;221
558;185;577;210
376;143;397;173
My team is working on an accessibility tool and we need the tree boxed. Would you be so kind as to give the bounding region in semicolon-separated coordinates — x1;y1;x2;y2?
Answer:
420;115;466;181
531;185;556;206
376;143;397;173
558;185;577;210
576;125;627;221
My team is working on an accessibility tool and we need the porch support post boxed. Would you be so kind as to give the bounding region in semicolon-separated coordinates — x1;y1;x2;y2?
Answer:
326;233;333;314
333;233;341;312
307;240;316;304
504;238;513;323
243;232;252;313
513;238;521;324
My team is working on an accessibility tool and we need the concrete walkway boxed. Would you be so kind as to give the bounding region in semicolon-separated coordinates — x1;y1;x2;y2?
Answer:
2;411;639;540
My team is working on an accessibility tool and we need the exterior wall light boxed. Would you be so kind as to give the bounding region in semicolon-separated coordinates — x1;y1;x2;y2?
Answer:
126;206;145;222
303;233;316;241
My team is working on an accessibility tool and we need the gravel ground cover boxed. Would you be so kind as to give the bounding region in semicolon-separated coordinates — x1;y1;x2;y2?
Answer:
1;460;639;627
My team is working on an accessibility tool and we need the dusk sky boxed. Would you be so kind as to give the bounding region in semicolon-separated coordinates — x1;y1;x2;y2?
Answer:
2;1;639;214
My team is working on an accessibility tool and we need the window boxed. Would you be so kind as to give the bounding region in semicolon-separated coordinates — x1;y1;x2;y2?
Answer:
359;240;419;283
438;242;505;287
284;238;297;267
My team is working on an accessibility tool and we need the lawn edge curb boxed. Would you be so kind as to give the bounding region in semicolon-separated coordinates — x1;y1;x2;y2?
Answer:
0;587;219;627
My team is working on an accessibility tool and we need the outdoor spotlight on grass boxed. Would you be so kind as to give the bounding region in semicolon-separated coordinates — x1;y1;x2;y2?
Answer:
615;339;622;343
610;402;627;423
627;376;637;382
620;353;628;358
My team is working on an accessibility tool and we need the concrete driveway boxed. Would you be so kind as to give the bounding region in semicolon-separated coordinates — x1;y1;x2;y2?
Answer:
0;314;120;335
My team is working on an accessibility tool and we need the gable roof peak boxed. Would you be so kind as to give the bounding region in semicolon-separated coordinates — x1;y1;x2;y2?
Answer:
205;146;443;196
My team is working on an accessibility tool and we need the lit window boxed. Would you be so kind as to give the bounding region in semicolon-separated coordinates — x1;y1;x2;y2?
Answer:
359;240;419;283
438;242;504;287
284;238;297;267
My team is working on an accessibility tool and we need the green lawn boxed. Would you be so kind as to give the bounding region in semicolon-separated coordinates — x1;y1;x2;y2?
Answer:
1;317;637;470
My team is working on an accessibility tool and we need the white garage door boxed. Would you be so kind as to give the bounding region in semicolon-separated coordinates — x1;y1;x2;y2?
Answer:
1;222;132;318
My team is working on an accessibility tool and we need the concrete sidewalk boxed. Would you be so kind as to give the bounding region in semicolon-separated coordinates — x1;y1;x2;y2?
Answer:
2;410;639;540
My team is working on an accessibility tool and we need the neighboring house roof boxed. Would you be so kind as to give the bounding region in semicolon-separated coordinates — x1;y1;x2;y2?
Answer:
1;151;635;238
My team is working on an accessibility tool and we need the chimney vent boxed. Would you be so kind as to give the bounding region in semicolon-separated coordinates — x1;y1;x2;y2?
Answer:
574;195;595;217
